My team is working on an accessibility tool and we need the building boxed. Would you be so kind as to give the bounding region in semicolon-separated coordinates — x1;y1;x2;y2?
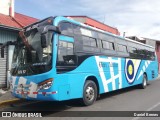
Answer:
127;36;160;73
0;0;38;88
143;37;160;73
67;16;120;35
126;36;146;44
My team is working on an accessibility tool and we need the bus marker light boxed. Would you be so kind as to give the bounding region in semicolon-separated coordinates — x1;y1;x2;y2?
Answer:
33;92;38;94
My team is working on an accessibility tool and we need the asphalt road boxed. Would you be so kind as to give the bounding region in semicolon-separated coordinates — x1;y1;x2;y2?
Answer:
1;78;160;120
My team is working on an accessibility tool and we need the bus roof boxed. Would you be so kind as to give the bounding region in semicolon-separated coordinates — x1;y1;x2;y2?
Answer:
55;16;155;49
24;16;155;50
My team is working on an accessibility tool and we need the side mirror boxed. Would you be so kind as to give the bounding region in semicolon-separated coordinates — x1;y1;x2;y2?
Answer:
41;25;60;48
41;25;60;34
1;47;4;58
41;33;48;48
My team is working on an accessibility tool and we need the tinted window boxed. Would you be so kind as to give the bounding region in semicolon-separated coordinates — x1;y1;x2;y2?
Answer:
72;25;81;35
150;51;154;59
59;22;73;36
82;36;97;47
72;24;97;38
117;44;127;52
91;31;97;38
98;33;114;41
57;41;76;66
80;28;92;37
138;49;145;58
151;52;155;60
128;47;136;53
101;40;114;50
146;50;150;59
98;33;106;39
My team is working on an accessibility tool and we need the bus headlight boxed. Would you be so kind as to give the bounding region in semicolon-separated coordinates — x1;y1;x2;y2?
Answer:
37;78;53;91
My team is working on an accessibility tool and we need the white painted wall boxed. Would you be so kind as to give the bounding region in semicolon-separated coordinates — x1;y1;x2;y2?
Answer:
0;0;14;17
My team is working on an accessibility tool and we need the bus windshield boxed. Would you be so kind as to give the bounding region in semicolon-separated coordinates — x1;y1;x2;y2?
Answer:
11;30;53;76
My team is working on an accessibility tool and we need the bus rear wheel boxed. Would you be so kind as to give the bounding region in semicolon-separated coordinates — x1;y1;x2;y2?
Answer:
81;80;97;106
140;74;147;89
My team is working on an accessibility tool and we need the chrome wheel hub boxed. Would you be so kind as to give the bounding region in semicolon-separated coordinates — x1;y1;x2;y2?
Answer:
86;86;95;101
144;78;147;86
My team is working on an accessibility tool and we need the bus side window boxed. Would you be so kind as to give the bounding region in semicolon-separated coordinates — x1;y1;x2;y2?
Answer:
72;25;81;35
136;49;142;59
151;51;155;60
82;36;97;47
117;44;127;52
101;40;114;50
128;47;137;58
57;41;76;66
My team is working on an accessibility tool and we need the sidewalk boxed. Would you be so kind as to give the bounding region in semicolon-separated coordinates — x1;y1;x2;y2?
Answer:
0;89;20;107
0;90;16;102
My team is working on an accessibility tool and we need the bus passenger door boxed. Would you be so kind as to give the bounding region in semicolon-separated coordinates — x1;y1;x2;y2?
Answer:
57;35;76;100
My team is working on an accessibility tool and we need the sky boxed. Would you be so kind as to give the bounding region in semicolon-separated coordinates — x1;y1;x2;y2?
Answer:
15;0;160;40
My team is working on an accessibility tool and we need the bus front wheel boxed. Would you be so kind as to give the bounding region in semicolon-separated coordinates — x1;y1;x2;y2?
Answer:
81;80;97;106
140;74;147;89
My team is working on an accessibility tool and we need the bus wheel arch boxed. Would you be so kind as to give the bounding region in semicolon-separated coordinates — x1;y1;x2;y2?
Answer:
81;76;99;106
144;72;149;85
140;73;148;89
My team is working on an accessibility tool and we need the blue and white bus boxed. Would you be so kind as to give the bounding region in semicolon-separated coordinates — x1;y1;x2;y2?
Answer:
1;16;158;105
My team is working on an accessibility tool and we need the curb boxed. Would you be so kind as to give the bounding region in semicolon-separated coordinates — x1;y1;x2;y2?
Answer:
0;98;21;107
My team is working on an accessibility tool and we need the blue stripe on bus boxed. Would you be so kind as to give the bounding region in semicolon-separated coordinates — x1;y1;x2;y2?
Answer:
59;35;74;42
54;16;81;26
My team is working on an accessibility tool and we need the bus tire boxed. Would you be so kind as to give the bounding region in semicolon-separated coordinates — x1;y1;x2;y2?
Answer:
140;74;147;89
81;80;97;106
